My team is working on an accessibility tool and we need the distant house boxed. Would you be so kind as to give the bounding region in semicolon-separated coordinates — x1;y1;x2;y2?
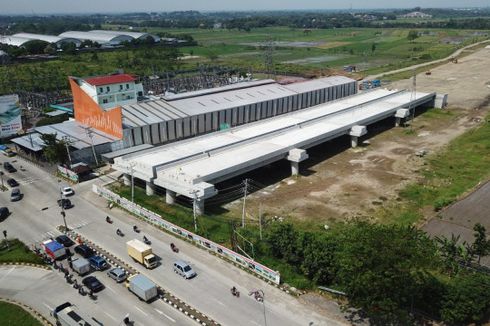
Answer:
398;11;433;19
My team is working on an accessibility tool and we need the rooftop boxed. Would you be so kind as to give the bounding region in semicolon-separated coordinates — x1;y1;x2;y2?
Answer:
84;74;136;86
121;76;356;128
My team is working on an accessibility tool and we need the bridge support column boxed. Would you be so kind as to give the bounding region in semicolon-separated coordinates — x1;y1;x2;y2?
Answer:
194;199;205;216
395;108;410;127
287;148;309;177
146;181;155;196
349;125;367;148
166;190;176;205
122;174;131;186
350;136;359;148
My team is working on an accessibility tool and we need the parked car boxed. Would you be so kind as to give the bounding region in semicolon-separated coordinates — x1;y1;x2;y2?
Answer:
173;260;197;279
82;276;104;292
57;198;72;209
55;235;75;248
0;207;9;220
6;178;18;187
74;244;94;258
10;188;22;202
107;267;127;283
3;162;16;173
61;187;74;196
88;256;108;271
2;149;16;157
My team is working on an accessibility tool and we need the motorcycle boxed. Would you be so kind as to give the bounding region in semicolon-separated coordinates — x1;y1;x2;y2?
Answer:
170;243;179;253
88;290;97;301
231;287;240;298
133;225;140;233
116;229;124;237
143;236;151;245
106;216;113;224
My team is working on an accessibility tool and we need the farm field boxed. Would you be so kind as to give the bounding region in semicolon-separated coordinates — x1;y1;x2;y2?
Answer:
1;26;488;94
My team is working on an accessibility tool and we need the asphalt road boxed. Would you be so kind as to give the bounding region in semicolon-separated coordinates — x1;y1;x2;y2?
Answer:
0;156;346;326
0;265;194;326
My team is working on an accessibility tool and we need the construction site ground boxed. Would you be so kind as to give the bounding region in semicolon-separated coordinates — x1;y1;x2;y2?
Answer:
224;46;490;226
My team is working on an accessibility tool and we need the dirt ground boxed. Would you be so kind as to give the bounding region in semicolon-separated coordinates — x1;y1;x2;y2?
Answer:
226;46;490;224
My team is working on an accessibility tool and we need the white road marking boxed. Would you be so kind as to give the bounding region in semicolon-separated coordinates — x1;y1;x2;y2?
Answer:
0;267;15;282
154;309;176;323
104;312;117;321
43;303;53;311
105;285;116;293
213;299;226;306
135;306;149;316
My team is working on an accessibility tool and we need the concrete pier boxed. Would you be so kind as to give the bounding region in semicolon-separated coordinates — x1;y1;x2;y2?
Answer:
123;174;131;186
194;199;205;216
287;148;309;176
146;181;155;196
349;125;367;148
166;190;176;205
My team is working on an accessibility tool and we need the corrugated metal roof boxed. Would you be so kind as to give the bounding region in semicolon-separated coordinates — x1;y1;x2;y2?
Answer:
90;30;160;41
121;76;356;127
58;31;133;44
84;74;136;86
0;36;39;47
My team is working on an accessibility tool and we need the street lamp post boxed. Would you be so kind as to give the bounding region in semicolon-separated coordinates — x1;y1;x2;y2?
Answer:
130;164;135;203
258;290;267;326
0;171;4;189
58;180;68;231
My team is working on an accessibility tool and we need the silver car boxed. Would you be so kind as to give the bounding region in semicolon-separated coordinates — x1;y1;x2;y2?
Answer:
107;267;127;283
173;260;197;279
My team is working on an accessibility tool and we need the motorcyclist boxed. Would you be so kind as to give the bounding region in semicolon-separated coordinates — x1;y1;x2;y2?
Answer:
106;216;111;223
143;235;149;243
116;228;122;235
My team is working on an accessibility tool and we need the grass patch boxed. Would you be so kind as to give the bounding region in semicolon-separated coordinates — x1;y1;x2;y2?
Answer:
0;239;44;265
0;302;42;326
377;112;490;224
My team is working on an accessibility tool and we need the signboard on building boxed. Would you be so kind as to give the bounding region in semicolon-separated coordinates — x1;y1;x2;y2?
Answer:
0;94;22;138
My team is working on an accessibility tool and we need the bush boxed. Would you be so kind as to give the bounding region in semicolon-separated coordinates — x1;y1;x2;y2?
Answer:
440;273;490;325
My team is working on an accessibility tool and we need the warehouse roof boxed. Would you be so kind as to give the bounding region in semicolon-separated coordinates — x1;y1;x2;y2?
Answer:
33;120;117;150
90;30;160;42
12;33;81;46
0;35;43;47
121;76;356;128
58;31;133;44
85;74;136;86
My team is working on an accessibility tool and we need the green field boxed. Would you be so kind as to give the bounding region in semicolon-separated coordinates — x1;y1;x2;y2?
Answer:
0;239;44;265
0;302;42;326
137;26;488;75
1;27;488;94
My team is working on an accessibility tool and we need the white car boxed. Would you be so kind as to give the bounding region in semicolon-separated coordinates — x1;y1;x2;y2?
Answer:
61;186;74;196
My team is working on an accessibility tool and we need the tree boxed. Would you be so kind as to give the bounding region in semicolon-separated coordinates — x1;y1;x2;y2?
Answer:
435;234;467;275
407;30;419;42
90;51;99;62
334;223;438;324
371;43;377;53
265;223;299;262
24;40;49;55
43;44;56;55
471;223;490;264
440;273;490;324
40;133;69;165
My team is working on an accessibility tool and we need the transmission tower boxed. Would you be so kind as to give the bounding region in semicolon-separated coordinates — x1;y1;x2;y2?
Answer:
263;37;275;79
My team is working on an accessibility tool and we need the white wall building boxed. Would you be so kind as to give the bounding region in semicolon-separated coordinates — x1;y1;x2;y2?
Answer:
77;74;144;110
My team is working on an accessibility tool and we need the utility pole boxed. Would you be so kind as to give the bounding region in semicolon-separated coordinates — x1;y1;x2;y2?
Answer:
62;136;72;167
259;203;263;241
58;180;68;231
241;179;248;228
84;126;99;166
130;164;135;203
409;69;417;131
190;189;198;233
